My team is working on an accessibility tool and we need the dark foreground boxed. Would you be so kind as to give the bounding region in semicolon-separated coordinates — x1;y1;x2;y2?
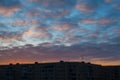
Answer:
0;61;120;80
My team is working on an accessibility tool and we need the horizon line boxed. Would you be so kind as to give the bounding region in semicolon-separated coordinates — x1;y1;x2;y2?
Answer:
0;61;120;66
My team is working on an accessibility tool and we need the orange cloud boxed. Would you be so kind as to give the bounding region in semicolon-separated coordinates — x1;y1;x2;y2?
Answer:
0;6;20;17
11;35;23;40
23;26;51;39
0;39;12;43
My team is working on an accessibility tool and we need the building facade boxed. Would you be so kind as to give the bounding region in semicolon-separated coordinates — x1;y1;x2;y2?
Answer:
0;61;120;80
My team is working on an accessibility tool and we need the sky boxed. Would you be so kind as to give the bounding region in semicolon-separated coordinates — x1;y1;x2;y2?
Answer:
0;0;120;65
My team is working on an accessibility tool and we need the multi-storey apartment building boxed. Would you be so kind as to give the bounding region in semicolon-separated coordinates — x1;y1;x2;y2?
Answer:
0;61;120;80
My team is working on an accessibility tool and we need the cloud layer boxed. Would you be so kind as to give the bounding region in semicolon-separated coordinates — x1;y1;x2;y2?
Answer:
0;44;120;65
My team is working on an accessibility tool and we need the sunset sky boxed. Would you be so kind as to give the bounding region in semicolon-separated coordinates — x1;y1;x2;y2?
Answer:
0;0;120;65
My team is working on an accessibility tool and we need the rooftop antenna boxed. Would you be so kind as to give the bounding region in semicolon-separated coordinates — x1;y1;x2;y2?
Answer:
81;55;85;62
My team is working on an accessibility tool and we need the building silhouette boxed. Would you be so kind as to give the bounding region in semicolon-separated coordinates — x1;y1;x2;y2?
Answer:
0;61;120;80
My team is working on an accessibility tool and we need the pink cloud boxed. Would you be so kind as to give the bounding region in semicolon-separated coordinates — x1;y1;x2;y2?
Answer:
11;20;26;26
76;4;93;13
114;4;120;10
75;0;99;13
27;0;67;8
87;33;98;37
83;19;112;24
105;0;113;3
26;8;41;17
11;19;39;26
53;24;75;31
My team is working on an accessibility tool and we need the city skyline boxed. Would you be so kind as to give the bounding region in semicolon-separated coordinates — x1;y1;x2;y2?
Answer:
0;0;120;65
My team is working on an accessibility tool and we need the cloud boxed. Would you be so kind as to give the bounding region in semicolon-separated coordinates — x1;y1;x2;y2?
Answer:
0;23;23;41
52;23;75;31
114;4;120;10
0;0;21;16
0;32;23;41
105;0;113;3
23;26;52;39
11;19;39;26
0;6;20;16
0;23;8;31
28;0;76;10
76;4;93;13
25;4;72;20
75;0;101;13
82;18;112;24
11;20;26;26
0;0;21;7
0;38;12;43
